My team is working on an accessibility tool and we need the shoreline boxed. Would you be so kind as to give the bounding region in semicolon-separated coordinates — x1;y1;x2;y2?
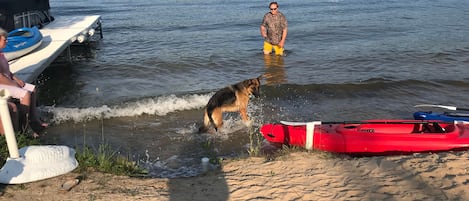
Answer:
1;151;468;200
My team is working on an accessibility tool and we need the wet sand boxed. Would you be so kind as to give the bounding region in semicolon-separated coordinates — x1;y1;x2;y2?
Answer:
1;151;468;200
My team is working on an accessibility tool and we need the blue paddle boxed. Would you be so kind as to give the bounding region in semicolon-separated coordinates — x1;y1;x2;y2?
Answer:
414;104;469;111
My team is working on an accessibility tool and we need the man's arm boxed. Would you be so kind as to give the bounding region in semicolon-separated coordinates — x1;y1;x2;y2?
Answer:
260;25;267;39
279;27;287;48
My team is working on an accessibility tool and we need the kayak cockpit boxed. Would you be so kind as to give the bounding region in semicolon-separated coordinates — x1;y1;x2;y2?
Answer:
336;122;456;135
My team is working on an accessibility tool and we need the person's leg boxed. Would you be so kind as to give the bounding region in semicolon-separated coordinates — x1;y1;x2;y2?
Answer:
0;117;4;135
0;85;28;132
273;45;284;56
0;102;20;135
29;97;47;137
18;92;44;137
0;84;47;135
18;91;32;123
8;102;19;132
21;84;48;133
263;41;273;55
17;91;33;128
29;88;46;126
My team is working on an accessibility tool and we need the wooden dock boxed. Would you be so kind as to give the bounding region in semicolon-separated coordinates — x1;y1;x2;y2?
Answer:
8;15;102;83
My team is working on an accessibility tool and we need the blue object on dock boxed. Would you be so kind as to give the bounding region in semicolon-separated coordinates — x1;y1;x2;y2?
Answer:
3;26;43;61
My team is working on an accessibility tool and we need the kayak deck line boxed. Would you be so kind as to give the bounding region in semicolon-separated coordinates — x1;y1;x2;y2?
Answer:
8;15;102;83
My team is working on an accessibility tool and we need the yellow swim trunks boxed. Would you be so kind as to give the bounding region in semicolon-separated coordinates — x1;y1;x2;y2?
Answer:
263;41;284;56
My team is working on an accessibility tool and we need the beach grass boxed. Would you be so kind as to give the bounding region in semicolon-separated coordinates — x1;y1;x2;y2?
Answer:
0;132;146;176
74;144;147;176
0;128;309;178
247;128;263;157
0;132;41;167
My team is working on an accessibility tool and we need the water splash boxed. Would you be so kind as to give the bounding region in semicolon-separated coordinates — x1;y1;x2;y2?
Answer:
44;93;212;124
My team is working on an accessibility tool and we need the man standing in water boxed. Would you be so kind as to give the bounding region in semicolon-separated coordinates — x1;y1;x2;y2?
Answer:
260;2;288;56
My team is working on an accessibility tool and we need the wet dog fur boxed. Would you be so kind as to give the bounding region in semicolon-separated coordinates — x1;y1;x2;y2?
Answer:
199;76;262;133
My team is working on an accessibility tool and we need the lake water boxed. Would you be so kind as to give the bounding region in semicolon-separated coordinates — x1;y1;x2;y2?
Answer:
35;0;469;177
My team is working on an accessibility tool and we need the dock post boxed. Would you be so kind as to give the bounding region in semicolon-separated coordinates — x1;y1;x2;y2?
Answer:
0;89;19;159
66;45;72;64
98;20;103;39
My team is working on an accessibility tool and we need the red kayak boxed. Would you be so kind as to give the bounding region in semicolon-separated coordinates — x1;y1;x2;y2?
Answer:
260;120;469;155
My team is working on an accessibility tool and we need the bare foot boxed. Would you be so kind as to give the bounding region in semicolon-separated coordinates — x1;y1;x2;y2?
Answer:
40;122;49;128
30;120;48;133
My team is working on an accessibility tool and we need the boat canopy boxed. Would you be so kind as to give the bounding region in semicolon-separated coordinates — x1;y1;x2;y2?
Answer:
0;0;54;31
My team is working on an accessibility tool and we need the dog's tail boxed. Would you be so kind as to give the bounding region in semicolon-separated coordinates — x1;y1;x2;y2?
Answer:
198;106;218;133
207;106;218;132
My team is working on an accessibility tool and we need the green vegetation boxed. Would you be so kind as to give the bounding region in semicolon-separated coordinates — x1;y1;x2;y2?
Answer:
0;129;323;178
0;132;40;167
201;138;222;166
0;132;146;176
74;144;147;176
247;128;263;157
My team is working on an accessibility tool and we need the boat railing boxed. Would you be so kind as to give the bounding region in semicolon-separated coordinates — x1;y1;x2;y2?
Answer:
14;10;53;29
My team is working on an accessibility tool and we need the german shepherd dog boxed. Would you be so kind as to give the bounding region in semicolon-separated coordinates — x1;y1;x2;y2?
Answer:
199;76;262;133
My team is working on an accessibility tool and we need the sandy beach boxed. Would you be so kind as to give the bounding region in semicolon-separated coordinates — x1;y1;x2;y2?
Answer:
0;150;468;201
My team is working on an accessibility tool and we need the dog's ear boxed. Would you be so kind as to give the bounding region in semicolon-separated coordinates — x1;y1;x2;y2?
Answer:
257;75;264;81
244;79;253;85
